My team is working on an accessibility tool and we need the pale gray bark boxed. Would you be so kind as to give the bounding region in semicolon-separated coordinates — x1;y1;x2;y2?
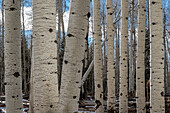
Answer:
58;0;90;112
149;0;165;112
119;0;129;112
107;0;115;111
136;0;146;112
32;0;58;112
5;0;23;112
93;0;104;112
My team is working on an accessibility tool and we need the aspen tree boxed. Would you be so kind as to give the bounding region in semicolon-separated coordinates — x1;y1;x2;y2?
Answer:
5;0;23;112
136;0;146;112
33;0;58;112
149;0;165;112
58;0;90;112
107;0;115;112
93;0;104;112
119;0;129;112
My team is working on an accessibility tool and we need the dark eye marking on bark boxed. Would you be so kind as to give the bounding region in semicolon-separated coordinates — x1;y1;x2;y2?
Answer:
10;7;16;11
95;100;102;110
152;22;156;25
13;0;15;3
120;93;123;96
64;60;68;64
152;1;156;4
87;12;90;18
13;72;20;78
107;7;110;9
71;12;75;14
50;105;53;108
4;82;7;85
12;96;15;98
97;84;101;88
49;28;53;33
73;96;77;99
67;34;74;37
160;91;164;96
54;40;57;44
126;17;128;20
78;70;80;73
109;13;113;15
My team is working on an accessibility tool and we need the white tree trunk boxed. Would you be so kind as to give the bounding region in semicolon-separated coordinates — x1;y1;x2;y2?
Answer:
5;0;23;113
58;0;90;112
106;0;115;112
149;0;165;112
136;0;146;112
32;0;58;112
93;0;104;112
119;0;129;112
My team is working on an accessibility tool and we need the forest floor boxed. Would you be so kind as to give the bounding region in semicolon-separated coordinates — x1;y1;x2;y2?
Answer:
0;95;169;113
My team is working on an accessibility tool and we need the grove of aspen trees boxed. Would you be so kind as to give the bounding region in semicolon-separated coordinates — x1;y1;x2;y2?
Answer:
0;0;170;113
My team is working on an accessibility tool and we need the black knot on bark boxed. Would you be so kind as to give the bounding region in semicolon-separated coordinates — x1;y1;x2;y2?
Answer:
97;84;101;88
64;60;68;64
73;96;77;99
49;28;53;33
13;72;20;78
95;100;102;110
10;7;15;11
67;34;74;37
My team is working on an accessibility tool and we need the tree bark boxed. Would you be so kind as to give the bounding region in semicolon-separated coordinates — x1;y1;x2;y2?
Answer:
32;0;58;112
149;0;165;112
22;0;27;94
136;0;146;112
107;0;115;112
58;0;90;112
5;0;23;112
93;0;104;112
119;0;129;112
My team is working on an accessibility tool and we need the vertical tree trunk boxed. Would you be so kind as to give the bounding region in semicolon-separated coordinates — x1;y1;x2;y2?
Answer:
136;0;146;112
129;0;134;96
58;0;90;112
149;0;165;112
107;0;115;112
5;0;23;112
93;0;104;112
119;0;129;112
22;0;27;94
33;0;58;112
